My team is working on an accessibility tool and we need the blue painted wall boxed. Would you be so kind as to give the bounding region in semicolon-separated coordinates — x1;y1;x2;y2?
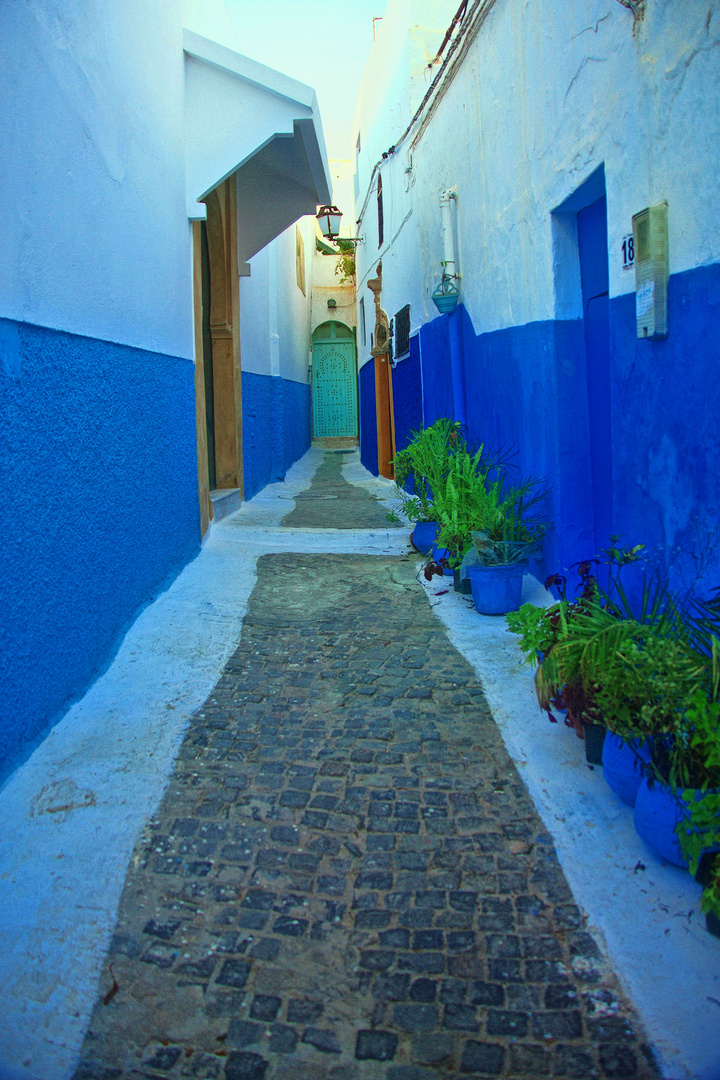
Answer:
610;261;720;597
391;337;423;454
408;261;720;592
421;308;593;579
242;371;311;500
0;319;200;779
358;360;378;476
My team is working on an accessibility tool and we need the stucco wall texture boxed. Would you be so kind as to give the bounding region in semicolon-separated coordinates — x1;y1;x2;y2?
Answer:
0;320;200;779
353;0;720;593
408;259;720;590
242;371;311;500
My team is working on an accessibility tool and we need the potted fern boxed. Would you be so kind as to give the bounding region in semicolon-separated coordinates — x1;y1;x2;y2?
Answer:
392;418;464;554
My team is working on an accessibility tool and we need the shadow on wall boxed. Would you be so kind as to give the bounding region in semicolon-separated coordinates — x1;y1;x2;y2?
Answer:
242;371;311;500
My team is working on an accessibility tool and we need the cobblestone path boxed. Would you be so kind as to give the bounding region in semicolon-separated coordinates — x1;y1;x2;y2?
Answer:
280;452;398;530
74;460;658;1080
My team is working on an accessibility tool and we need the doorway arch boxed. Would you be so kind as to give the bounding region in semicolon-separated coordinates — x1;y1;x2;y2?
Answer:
311;321;358;438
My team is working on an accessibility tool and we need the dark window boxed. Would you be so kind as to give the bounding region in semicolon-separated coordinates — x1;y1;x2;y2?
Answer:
394;305;410;358
377;174;384;248
359;296;366;348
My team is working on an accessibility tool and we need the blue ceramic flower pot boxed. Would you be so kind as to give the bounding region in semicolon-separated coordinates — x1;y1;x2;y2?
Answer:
634;778;720;868
466;561;528;616
602;734;651;807
412;521;438;555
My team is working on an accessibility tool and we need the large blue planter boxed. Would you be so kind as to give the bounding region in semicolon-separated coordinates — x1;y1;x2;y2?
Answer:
466;561;528;616
634;778;720;868
602;734;651;807
412;521;438;555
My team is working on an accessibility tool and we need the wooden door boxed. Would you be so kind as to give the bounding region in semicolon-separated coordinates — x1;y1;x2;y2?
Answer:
312;322;358;438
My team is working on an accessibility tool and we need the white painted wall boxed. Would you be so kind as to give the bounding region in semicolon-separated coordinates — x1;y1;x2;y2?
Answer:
0;0;193;359
311;250;357;338
353;0;720;340
0;0;330;362
239;215;315;385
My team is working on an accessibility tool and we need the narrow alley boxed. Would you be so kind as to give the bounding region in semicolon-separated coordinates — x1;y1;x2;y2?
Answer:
69;451;656;1080
3;3;720;1079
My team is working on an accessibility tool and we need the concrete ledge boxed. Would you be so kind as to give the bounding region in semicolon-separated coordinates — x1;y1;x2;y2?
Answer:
209;487;242;521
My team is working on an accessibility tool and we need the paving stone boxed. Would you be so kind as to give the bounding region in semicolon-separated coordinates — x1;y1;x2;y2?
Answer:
250;994;280;1021
411;1032;455;1065
216;959;252;989
268;1024;298;1054
227;1020;263;1048
224;1052;269;1080
355;1029;398;1060
302;1027;342;1053
460;1040;506;1074
409;977;436;1002
71;480;660;1080
443;1003;479;1031
392;1003;438;1032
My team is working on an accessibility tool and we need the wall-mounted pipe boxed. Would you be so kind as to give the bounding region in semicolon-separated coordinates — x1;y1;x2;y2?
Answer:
440;188;458;282
439;188;466;428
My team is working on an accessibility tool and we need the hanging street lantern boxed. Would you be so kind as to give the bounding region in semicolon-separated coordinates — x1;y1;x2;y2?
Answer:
316;205;364;246
316;205;343;241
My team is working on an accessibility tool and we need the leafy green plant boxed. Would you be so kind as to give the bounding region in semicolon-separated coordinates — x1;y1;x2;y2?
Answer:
505;602;564;661
392;418;465;522
506;559;602;725
316;236;356;284
700;858;720;922
434;459;550;568
334;238;356;285
433;445;500;566
582;622;708;744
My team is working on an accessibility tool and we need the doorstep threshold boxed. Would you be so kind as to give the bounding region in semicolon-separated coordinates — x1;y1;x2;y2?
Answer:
209;487;242;522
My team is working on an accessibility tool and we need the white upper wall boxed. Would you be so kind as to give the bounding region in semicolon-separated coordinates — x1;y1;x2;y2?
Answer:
240;216;315;385
353;0;720;339
352;0;459;214
0;0;330;361
311;248;357;337
0;0;199;358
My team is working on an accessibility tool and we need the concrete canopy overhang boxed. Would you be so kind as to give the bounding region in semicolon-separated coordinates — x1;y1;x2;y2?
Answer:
183;30;331;264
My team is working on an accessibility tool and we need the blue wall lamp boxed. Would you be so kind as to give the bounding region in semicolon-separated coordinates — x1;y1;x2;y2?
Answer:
431;269;460;314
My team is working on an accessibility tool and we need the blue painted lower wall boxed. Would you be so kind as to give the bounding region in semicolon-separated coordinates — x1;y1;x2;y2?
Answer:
360;261;720;596
391;338;423;454
0;319;200;779
242;371;311;500
358;360;378;477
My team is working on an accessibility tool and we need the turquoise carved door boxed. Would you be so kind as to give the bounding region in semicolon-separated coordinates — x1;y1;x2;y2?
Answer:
312;321;358;438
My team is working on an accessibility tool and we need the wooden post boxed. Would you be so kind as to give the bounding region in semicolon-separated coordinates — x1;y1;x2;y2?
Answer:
367;260;395;478
374;352;395;479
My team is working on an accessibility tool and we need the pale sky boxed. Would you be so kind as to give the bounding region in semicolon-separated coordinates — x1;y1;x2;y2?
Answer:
225;0;385;160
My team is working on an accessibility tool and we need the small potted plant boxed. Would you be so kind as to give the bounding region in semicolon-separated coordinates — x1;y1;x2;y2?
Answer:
392;418;464;554
463;473;551;615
